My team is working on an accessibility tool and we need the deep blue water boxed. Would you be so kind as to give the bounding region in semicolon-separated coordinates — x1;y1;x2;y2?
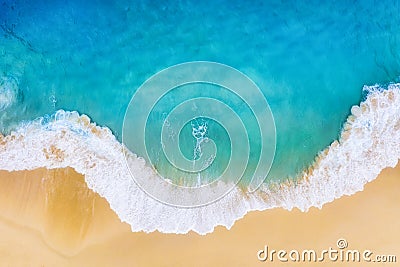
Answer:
1;0;400;183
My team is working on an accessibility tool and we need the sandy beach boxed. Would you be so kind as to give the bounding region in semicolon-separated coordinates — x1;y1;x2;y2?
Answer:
0;164;398;266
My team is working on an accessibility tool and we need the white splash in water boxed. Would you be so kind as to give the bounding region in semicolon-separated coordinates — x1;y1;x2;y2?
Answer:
191;119;208;186
0;76;19;111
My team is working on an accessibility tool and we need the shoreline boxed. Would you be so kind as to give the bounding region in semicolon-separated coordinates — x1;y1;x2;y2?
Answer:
0;164;398;266
0;85;399;234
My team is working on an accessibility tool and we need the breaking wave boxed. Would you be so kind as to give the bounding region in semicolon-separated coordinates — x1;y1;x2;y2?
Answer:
0;83;399;234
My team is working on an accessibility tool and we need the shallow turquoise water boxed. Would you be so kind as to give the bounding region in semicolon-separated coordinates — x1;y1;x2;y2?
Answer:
1;0;400;184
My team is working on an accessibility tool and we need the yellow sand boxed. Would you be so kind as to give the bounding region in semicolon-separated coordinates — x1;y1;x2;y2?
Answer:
0;164;399;266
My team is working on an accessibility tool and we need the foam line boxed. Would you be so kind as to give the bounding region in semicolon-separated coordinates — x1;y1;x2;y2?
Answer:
0;83;399;234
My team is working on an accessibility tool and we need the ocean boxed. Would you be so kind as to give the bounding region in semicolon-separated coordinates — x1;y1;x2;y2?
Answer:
0;0;400;233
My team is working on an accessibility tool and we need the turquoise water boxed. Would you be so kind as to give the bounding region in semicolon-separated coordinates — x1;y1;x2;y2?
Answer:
1;0;400;184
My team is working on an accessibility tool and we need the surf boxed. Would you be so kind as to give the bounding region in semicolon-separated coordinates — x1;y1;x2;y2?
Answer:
0;83;399;234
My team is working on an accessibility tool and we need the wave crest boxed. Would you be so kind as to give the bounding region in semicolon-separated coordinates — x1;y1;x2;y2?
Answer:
260;83;400;211
0;83;399;234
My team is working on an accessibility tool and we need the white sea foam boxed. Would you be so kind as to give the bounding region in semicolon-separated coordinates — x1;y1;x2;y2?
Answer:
0;83;399;234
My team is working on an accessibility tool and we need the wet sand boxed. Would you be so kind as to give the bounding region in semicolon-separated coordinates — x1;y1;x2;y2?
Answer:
0;164;398;266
